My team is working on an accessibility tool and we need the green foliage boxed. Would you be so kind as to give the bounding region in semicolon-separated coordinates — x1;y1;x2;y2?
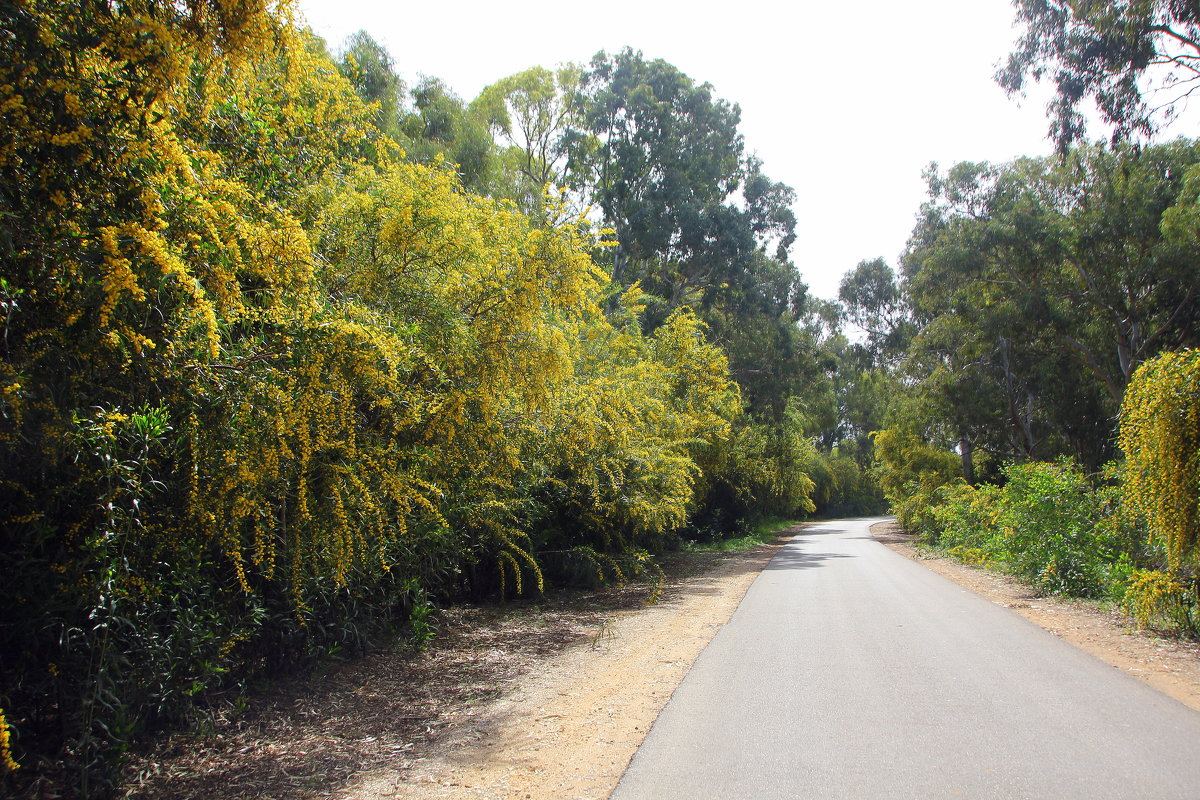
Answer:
471;64;582;214
570;48;802;339
887;138;1200;615
996;461;1122;596
934;461;1132;598
999;0;1200;151
838;258;914;366
400;76;494;192
571;47;744;284
901;142;1200;469
337;30;405;139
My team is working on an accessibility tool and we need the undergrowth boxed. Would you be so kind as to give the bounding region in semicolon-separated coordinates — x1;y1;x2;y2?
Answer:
684;517;800;553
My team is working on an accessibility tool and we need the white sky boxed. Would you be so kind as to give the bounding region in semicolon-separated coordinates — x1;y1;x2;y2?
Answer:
294;0;1189;301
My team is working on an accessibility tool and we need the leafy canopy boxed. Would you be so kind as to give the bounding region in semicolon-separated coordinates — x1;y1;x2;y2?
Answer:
1000;0;1200;151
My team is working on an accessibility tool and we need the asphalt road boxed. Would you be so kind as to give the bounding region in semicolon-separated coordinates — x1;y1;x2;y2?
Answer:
610;517;1200;800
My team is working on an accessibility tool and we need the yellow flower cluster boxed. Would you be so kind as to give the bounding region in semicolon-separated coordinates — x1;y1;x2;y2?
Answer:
1124;569;1188;630
1119;349;1200;570
3;6;759;784
0;706;17;772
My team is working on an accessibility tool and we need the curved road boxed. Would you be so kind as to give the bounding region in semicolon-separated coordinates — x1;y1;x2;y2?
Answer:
611;517;1200;799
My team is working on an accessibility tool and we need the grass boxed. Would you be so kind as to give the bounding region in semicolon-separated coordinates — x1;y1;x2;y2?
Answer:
684;517;802;553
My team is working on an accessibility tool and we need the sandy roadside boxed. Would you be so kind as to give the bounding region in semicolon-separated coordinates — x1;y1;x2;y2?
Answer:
343;532;794;800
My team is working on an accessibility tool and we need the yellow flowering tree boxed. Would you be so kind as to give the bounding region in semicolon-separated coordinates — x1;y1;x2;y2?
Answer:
520;294;742;569
0;2;766;793
871;426;963;534
1119;349;1200;574
0;1;413;790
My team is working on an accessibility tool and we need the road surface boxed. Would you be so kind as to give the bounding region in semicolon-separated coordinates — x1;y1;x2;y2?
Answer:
610;517;1200;799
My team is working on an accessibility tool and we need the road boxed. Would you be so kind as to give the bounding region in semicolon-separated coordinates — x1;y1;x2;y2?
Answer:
610;517;1200;800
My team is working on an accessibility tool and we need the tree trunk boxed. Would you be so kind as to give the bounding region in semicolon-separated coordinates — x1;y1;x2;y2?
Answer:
959;435;975;484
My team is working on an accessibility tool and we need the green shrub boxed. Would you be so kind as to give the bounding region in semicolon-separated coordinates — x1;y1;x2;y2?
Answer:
932;460;1131;598
935;482;1003;556
997;461;1115;596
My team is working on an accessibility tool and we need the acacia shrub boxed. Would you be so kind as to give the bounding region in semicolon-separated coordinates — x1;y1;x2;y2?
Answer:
473;295;743;592
871;427;962;536
0;8;743;795
932;482;1003;565
1119;349;1200;629
0;2;333;792
0;3;820;793
1119;349;1200;573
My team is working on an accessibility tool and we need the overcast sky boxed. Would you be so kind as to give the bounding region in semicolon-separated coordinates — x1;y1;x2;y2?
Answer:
294;0;1178;300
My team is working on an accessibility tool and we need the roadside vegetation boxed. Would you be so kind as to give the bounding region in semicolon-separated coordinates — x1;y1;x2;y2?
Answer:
5;0;1200;797
866;137;1200;638
684;517;803;553
867;0;1200;645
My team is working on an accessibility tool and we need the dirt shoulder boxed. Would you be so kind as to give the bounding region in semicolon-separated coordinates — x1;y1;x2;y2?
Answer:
122;530;795;800
871;520;1200;713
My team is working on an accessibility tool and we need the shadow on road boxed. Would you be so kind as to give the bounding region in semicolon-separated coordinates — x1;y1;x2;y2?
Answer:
762;544;855;571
